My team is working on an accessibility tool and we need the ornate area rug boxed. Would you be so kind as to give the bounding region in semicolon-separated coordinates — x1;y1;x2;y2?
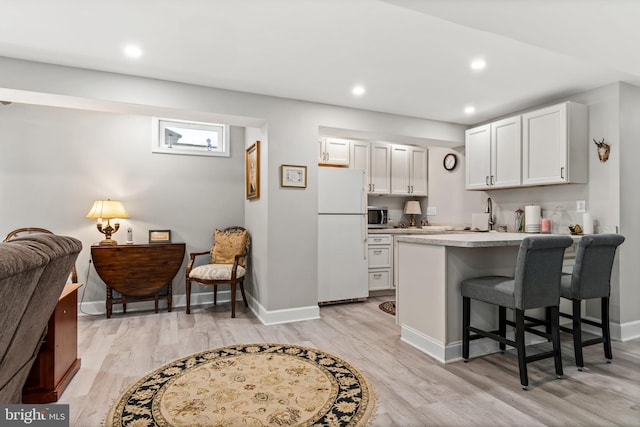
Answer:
105;343;376;426
378;301;395;316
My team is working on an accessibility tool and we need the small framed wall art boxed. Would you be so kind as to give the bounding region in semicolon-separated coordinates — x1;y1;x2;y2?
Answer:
281;165;307;188
246;141;260;199
148;230;172;244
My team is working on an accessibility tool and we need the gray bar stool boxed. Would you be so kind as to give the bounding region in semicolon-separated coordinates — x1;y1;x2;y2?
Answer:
461;235;573;389
559;234;625;369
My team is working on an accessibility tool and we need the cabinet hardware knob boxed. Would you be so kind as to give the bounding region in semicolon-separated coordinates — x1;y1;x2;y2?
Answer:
561;167;565;179
486;176;490;186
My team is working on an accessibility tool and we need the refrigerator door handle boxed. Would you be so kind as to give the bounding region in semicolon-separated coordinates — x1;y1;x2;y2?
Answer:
362;215;368;260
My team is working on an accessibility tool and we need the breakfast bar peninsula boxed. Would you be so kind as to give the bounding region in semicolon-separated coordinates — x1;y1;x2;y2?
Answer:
394;232;577;363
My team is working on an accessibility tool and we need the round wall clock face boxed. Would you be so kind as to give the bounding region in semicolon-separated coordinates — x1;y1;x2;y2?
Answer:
443;153;457;171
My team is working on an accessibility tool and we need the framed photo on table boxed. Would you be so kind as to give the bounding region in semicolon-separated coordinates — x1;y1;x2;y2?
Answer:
246;141;260;199
148;230;172;244
281;165;307;188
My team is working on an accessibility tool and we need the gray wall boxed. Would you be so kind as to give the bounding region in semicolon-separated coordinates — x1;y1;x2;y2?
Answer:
0;104;245;308
619;82;640;326
0;57;465;319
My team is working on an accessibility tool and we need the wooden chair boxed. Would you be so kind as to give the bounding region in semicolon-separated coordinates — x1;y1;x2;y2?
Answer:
3;227;78;283
185;226;249;318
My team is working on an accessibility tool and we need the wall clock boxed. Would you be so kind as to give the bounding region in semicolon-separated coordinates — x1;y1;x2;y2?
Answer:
443;153;457;171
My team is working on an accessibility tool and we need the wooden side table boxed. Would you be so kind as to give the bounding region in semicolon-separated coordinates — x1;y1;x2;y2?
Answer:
90;243;186;318
22;283;81;403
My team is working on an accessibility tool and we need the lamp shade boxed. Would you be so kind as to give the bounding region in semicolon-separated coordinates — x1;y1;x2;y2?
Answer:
404;201;422;215
86;199;129;220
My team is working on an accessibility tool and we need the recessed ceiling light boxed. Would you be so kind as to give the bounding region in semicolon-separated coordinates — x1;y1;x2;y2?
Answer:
352;85;366;96
470;58;486;71
124;45;143;59
464;106;476;114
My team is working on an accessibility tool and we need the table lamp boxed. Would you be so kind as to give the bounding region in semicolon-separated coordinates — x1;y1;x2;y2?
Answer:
85;199;129;245
404;200;422;228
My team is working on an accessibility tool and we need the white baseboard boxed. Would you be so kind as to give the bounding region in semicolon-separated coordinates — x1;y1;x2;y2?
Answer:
401;324;548;364
77;289;237;317
400;324;447;363
247;294;320;325
583;316;640;342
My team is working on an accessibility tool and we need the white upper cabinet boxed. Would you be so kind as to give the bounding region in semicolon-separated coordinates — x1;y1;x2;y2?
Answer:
319;137;350;165
491;116;522;188
466;116;521;190
465;124;492;189
351;140;425;195
466;101;587;190
351;141;391;194
391;145;427;195
522;102;587;186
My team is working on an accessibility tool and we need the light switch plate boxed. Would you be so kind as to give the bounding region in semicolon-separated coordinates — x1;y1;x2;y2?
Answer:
576;200;586;213
426;207;437;216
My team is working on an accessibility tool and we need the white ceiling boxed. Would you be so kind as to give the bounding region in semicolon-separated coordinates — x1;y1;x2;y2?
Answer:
0;0;638;125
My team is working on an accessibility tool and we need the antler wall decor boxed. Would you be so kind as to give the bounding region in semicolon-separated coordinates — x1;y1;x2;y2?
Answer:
593;138;610;163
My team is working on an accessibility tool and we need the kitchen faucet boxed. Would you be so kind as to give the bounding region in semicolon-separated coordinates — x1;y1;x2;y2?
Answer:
486;197;495;230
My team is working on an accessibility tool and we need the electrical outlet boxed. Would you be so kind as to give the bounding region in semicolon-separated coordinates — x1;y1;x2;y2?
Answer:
426;207;437;216
576;200;586;213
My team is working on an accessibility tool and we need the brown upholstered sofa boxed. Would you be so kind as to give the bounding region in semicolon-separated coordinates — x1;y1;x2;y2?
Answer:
0;234;82;403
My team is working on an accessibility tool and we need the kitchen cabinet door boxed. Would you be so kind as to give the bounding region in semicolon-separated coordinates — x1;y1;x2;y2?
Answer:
465;124;491;190
370;142;391;194
319;137;350;165
522;102;587;186
391;145;410;195
391;145;427;195
409;146;428;195
491;116;521;188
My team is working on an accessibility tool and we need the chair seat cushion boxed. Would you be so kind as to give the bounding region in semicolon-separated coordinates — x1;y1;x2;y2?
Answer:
190;264;246;281
461;276;516;308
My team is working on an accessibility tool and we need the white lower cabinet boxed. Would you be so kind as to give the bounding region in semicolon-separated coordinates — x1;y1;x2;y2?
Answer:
368;234;393;291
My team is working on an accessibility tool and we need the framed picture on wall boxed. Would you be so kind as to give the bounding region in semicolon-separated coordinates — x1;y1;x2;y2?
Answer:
246;140;260;199
281;165;307;188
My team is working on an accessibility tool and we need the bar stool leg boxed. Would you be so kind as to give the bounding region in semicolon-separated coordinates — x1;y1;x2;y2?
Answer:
462;296;470;361
499;306;506;352
550;306;564;378
602;297;613;362
515;309;528;389
572;299;585;370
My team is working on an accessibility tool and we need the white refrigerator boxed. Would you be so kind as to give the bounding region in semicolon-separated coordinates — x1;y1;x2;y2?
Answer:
318;167;368;303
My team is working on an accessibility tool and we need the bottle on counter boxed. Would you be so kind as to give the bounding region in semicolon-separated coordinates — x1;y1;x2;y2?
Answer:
551;206;571;234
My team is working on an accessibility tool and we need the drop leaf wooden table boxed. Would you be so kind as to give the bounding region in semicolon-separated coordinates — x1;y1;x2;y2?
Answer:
90;243;185;318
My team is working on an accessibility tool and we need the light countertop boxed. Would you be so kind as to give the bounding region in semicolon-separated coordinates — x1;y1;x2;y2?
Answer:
394;232;580;248
368;227;461;235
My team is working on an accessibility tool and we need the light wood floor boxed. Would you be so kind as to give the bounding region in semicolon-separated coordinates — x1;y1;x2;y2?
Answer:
59;297;640;426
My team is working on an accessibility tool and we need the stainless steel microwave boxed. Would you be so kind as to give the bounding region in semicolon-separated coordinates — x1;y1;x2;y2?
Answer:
367;206;388;228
